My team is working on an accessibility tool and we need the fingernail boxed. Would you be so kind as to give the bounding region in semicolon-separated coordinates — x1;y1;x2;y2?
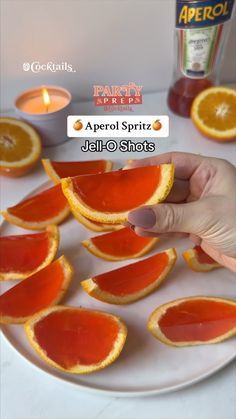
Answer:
128;208;156;229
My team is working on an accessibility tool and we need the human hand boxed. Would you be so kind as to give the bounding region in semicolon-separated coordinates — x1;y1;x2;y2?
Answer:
127;152;236;272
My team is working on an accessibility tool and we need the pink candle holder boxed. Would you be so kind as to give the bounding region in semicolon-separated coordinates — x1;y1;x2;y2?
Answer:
15;86;72;147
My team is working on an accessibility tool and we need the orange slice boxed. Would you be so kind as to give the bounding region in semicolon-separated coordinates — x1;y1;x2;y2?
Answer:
191;86;236;141
81;248;176;304
1;184;70;230
0;117;41;177
182;246;221;272
42;159;113;184
82;227;158;261
148;296;236;346
0;256;73;324
24;306;127;373
71;207;122;232
0;225;59;280
61;164;174;223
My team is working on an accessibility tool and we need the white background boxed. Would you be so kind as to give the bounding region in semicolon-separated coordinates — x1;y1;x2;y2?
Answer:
1;0;236;111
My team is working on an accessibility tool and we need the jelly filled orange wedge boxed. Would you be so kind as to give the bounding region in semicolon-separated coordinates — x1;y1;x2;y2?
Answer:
24;306;127;373
183;246;221;272
61;164;174;223
42;159;113;184
1;184;70;230
71;207;122;232
148;297;236;346
0;256;73;324
82;227;158;261
0;225;59;280
81;248;176;304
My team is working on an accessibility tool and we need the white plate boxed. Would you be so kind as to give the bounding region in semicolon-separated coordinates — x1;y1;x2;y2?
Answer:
1;181;236;397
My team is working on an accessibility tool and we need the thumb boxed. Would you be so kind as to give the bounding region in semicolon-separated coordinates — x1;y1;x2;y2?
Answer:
128;202;204;235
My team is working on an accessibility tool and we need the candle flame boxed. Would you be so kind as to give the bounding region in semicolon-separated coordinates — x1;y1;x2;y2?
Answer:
42;88;50;111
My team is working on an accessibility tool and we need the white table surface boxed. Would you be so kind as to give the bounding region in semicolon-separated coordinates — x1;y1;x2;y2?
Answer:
1;91;236;419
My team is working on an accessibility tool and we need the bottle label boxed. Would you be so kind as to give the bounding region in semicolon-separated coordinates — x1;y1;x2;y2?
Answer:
176;0;235;28
179;25;223;78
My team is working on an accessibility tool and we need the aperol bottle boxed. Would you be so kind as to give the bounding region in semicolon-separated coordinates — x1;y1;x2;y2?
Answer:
168;0;235;117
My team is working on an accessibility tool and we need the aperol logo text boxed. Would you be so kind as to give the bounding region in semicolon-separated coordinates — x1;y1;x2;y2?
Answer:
93;82;142;106
176;0;234;28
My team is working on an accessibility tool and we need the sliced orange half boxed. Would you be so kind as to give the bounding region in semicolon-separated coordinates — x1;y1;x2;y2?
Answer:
71;207;122;232
191;86;236;141
0;256;73;324
182;246;221;272
24;306;127;373
61;164;174;223
0;117;41;177
148;296;236;346
0;225;59;280
1;184;70;230
81;248;177;304
82;227;158;261
42;159;113;184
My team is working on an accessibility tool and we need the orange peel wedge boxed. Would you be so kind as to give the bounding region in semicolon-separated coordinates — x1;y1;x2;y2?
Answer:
1;184;70;230
182;246;221;272
42;159;113;184
82;227;158;261
81;248;177;304
71;207;122;232
0;256;73;324
0;225;59;280
61;164;175;223
24;306;127;374
148;296;236;346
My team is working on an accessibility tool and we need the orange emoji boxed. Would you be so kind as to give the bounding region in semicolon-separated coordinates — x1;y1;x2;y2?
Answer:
152;120;162;131
73;119;83;131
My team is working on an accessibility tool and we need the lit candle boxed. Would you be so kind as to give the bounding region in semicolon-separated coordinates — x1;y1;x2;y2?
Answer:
15;86;72;146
